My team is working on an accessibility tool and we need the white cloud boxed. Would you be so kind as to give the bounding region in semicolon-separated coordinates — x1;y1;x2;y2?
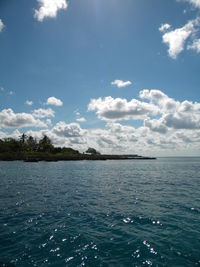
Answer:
0;19;4;32
0;108;47;129
76;117;86;123
46;96;63;106
89;89;200;133
32;108;55;118
2;113;200;156
187;38;200;53
52;121;85;137
144;119;168;134
159;2;200;58
160;19;198;59
159;23;171;33
88;96;159;121
140;89;200;130
163;111;200;129
185;0;200;8
111;80;132;88
139;89;177;113
25;100;33;106
140;89;168;102
1;90;200;156
34;0;68;22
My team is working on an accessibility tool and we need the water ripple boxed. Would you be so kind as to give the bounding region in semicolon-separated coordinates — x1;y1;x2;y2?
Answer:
0;158;200;266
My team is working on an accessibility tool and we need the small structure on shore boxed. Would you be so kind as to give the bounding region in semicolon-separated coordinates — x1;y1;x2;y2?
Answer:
85;148;101;155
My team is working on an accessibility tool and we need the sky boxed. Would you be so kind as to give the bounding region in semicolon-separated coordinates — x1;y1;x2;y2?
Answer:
0;0;200;156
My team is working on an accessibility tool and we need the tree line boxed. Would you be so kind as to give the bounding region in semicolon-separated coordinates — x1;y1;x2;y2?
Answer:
0;134;79;155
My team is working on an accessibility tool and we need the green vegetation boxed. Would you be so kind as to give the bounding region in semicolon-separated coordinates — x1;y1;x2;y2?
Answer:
0;134;80;161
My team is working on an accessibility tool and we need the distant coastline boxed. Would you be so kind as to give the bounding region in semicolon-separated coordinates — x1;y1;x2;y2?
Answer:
24;154;156;162
0;152;156;162
0;134;156;162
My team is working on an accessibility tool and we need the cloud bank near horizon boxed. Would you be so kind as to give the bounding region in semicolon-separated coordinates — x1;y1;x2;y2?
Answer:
1;90;200;156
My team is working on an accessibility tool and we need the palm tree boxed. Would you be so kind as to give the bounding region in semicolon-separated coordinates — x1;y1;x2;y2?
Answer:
27;136;37;151
38;135;53;152
20;133;27;144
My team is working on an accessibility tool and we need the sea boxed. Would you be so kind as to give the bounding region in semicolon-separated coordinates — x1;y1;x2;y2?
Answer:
0;158;200;267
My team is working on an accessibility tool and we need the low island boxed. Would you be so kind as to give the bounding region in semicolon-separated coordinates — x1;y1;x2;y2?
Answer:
0;134;156;161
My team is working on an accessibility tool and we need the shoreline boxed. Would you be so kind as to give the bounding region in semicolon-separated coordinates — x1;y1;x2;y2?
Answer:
0;154;156;162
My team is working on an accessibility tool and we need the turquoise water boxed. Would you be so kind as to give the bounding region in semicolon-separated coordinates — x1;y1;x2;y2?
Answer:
0;158;200;267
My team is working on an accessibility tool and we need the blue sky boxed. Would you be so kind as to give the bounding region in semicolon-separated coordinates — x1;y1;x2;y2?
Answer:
0;0;200;156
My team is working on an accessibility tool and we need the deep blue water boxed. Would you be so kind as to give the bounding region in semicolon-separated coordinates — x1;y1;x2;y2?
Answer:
0;158;200;267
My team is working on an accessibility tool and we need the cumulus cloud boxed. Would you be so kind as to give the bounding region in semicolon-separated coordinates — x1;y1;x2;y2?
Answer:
159;23;171;32
88;89;200;136
140;89;177;113
140;89;168;102
76;117;86;122
0;19;5;32
88;96;159;121
185;0;200;8
52;121;85;137
46;96;63;106
34;0;68;22
32;108;55;118
187;38;200;53
159;1;200;58
144;119;168;134
163;112;200;129
160;19;199;59
0;109;47;129
111;80;132;88
140;89;200;130
25;100;33;106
